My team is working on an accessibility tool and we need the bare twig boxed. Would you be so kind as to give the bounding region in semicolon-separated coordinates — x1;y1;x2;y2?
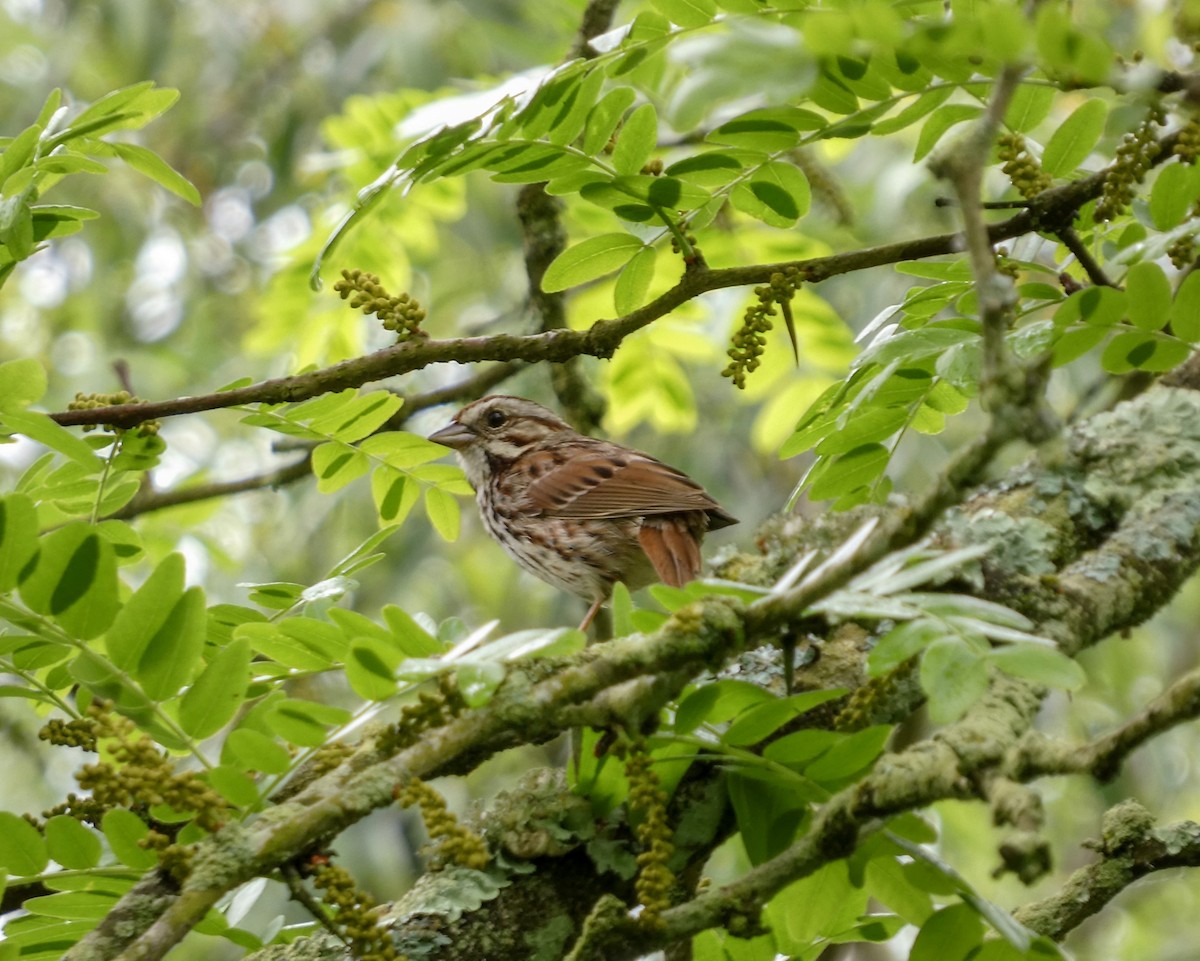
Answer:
104;454;313;521
1058;226;1116;288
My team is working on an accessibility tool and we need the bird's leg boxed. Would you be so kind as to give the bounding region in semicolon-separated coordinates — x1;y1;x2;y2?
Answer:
578;597;604;632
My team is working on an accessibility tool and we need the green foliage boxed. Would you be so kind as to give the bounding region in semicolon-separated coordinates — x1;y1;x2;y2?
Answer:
0;83;197;288
2;1;1200;959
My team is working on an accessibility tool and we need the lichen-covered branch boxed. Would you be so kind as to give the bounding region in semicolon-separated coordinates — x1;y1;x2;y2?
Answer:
70;364;1200;961
1014;801;1200;941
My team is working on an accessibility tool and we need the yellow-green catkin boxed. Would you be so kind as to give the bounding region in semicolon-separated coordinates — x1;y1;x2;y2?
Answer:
394;777;490;871
334;268;427;341
621;738;675;927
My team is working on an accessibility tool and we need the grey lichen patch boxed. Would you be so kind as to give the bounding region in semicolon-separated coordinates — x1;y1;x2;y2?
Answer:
1099;798;1155;854
1071;390;1200;506
947;508;1060;576
187;821;257;890
474;768;595;860
388;863;508;927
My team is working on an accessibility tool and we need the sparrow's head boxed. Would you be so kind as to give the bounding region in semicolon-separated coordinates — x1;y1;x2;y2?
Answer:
428;395;572;484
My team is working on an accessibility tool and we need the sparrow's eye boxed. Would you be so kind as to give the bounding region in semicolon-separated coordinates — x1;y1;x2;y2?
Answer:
484;408;507;429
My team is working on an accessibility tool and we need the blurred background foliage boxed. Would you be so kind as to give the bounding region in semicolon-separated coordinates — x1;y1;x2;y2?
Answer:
2;0;1200;958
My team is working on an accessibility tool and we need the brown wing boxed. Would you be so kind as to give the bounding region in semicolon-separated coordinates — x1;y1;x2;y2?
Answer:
521;448;723;520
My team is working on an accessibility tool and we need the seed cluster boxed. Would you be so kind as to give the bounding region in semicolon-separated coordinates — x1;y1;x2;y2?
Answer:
1174;118;1200;164
722;266;802;388
394;777;490;871
618;737;675;927
334;268;427;341
1094;111;1164;223
67;390;160;436
310;858;402;961
376;677;464;756
38;702;227;835
997;133;1052;200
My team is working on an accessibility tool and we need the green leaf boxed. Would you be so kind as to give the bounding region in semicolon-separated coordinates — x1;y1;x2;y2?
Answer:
542;232;644;292
19;524;118;640
807;443;889;501
762;729;841;767
987;643;1086;690
346;640;400;701
1042;99;1106;178
135;586;206;699
1124;262;1171;331
310;390;403;442
101;810;158;869
378;606;440;659
104;142;200;205
0;493;39;592
664;151;744;186
224;727;292;774
0;811;49;875
612;103;658;176
921;636;989;724
44;816;101;870
868;619;943;674
1101;331;1190;374
457;661;506;707
814;407;907;455
424;486;461;541
723;691;839;746
104;552;184;670
1053;285;1125;329
311;443;370;493
0;358;47;410
1003;84;1054;134
206;765;260;807
911;903;984;961
179;638;253;738
731;162;810;228
371;468;421;524
1170;270;1200;342
650;0;716;27
708;107;822;151
1149;162;1200;231
24;890;119;920
265;698;350;747
1;409;101;469
770;860;869;952
913;104;983;162
804;724;892;781
613;244;656;314
59;82;179;140
871;87;955;137
583;88;638;156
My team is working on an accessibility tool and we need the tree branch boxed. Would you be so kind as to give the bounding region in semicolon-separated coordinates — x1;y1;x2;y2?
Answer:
1014;801;1200;941
50;140;1176;434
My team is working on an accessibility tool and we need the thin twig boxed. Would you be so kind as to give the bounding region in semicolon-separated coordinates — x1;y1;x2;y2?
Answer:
105;455;313;521
1058;226;1116;288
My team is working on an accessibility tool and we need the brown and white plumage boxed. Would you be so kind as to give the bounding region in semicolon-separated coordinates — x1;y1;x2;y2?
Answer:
429;395;736;627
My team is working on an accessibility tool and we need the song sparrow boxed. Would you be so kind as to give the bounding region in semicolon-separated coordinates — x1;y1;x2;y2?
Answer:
429;396;737;629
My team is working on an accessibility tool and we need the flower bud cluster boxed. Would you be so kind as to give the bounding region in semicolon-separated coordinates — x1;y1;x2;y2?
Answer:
38;702;227;836
310;859;402;961
67;391;159;436
997;133;1051;200
394;777;490;871
619;737;675;927
334;268;427;341
722;266;802;388
1095;110;1164;223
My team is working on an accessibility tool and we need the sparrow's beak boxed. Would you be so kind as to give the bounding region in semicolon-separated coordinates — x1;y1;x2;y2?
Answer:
428;422;475;450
